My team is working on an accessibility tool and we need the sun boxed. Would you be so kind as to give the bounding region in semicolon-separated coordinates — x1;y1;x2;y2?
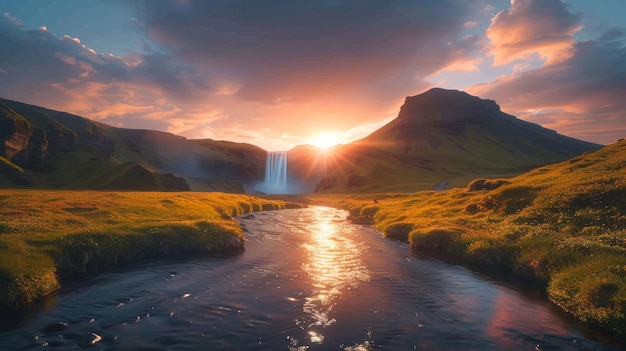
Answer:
308;132;341;150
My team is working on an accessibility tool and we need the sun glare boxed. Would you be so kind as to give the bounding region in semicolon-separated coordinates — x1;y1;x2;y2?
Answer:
309;132;341;150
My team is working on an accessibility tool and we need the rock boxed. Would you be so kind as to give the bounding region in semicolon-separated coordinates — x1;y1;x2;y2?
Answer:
467;178;511;192
396;88;501;127
12;127;48;170
241;214;256;219
0;103;32;159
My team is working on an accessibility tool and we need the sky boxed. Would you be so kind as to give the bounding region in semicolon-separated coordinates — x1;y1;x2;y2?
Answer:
0;0;625;151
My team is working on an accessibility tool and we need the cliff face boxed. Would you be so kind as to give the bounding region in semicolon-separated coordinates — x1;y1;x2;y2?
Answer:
396;88;501;126
0;102;33;160
0;98;263;191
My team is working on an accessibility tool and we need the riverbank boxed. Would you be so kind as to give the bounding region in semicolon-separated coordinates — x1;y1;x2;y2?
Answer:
308;140;626;337
0;190;303;310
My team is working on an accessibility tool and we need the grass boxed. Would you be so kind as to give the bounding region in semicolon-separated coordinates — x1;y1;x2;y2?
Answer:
308;140;626;336
0;190;303;309
1;141;624;338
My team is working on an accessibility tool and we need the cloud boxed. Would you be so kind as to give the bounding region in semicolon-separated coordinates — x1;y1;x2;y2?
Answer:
0;2;485;150
0;12;212;119
3;12;21;26
487;0;582;66
129;0;480;104
471;29;626;144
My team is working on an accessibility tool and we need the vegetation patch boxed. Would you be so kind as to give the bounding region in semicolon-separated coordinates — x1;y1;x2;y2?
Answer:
410;227;463;252
0;190;303;309
382;222;413;241
309;140;626;337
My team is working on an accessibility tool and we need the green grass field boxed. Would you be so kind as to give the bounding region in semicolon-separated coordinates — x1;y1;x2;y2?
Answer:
0;190;303;309
309;140;626;336
1;140;624;338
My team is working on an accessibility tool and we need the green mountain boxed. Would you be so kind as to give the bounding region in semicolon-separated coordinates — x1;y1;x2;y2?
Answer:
0;88;603;193
312;88;602;193
0;98;265;191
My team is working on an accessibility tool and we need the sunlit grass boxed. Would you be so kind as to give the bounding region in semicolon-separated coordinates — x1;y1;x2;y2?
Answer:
309;140;626;336
0;190;303;309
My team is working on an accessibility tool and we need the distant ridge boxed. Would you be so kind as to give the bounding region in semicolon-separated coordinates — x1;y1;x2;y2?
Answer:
364;88;598;157
312;88;602;192
0;97;266;191
0;89;603;193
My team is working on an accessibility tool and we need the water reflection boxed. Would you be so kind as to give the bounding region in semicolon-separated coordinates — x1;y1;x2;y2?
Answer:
1;207;621;350
301;207;369;343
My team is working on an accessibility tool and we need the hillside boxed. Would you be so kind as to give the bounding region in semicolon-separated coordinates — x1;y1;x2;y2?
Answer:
313;88;602;193
0;98;265;191
1;89;603;193
311;139;626;336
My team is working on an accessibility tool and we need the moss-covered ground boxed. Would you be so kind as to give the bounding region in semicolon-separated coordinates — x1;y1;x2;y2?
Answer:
1;140;625;339
0;190;303;309
308;140;626;336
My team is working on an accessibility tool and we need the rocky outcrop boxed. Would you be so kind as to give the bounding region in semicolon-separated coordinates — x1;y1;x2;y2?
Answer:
11;127;48;170
396;88;501;127
467;178;511;192
0;103;32;160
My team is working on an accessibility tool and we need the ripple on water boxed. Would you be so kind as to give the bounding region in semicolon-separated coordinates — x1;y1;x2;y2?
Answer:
1;207;622;351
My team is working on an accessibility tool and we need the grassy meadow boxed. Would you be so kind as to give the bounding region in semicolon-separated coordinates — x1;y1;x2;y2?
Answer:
0;190;303;309
309;140;626;336
1;140;624;338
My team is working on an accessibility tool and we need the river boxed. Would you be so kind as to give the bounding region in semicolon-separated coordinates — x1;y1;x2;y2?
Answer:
0;207;622;350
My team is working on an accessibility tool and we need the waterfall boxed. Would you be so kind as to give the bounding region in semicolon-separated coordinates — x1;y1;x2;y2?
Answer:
259;151;288;194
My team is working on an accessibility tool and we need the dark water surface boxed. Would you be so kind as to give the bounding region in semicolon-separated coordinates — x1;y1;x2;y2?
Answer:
0;207;622;350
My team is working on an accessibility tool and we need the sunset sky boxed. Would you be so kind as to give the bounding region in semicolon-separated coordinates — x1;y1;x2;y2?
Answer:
1;0;625;150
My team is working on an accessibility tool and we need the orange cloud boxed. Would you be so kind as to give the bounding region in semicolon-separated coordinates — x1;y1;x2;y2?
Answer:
470;30;626;145
487;0;582;66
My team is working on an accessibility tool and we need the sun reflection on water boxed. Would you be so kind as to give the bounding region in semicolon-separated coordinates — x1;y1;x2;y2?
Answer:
301;207;370;342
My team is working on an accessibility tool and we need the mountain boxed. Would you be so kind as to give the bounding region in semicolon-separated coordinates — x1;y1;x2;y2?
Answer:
312;88;602;192
0;88;604;193
0;98;265;191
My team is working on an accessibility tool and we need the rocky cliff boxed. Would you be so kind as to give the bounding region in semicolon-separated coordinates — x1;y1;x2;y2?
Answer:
0;98;263;191
0;102;32;160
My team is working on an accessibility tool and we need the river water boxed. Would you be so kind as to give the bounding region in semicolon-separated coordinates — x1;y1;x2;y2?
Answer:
0;207;622;350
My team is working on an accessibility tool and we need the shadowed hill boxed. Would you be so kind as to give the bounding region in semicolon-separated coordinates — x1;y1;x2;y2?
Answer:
313;88;602;193
0;98;265;191
0;89;604;193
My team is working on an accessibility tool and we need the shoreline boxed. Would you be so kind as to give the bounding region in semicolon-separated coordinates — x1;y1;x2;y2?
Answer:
307;190;626;341
1;188;624;345
0;190;304;311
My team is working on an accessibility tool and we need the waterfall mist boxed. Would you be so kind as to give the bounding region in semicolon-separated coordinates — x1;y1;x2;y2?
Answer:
256;151;288;194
